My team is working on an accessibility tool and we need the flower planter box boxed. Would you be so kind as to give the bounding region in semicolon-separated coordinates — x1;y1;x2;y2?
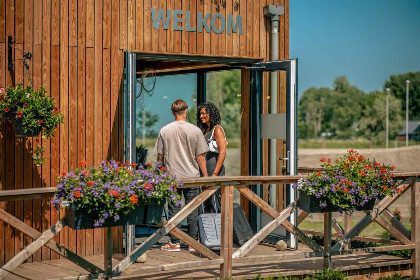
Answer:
136;149;148;166
297;191;376;213
65;201;164;230
13;117;41;137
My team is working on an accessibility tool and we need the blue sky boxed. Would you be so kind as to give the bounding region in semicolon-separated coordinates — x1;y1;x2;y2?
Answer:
290;0;420;95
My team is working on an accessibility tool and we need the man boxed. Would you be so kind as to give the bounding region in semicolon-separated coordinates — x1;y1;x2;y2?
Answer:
155;99;209;252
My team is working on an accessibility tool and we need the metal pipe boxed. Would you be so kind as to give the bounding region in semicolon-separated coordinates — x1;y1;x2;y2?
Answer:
125;51;137;255
264;5;284;210
406;80;410;147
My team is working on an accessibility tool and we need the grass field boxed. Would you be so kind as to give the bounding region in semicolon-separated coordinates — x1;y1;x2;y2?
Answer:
298;138;419;149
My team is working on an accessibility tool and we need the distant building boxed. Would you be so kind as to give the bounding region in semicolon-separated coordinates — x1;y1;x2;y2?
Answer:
397;120;420;141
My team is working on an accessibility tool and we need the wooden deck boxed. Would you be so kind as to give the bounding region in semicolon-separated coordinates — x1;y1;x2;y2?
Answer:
4;243;412;280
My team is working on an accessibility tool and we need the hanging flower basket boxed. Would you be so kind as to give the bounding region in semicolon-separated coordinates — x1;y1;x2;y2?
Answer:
65;200;164;230
52;160;181;229
294;150;401;213
297;191;375;213
13;115;42;137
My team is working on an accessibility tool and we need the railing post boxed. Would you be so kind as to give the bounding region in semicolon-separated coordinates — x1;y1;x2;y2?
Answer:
344;213;351;250
412;179;420;279
324;212;332;269
104;227;113;275
220;185;234;279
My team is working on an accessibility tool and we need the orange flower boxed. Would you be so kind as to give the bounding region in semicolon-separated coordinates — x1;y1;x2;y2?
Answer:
82;170;91;177
109;190;120;197
327;159;331;164
131;163;138;168
320;157;327;162
129;195;138;205
80;160;88;167
61;170;68;176
73;190;82;198
315;171;322;176
145;162;151;166
391;166;396;170
335;185;340;190
358;155;365;161
382;185;388;190
86;181;95;187
343;188;349;194
360;171;366;177
160;166;166;171
143;183;154;191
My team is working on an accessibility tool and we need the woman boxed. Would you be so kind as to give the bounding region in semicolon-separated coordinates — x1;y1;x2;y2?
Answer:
197;102;227;212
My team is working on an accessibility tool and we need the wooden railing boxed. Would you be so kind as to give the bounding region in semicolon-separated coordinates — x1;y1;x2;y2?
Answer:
0;173;419;279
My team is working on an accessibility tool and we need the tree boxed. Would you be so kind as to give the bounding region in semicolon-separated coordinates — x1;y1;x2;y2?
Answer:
137;110;159;138
384;72;420;120
358;91;403;143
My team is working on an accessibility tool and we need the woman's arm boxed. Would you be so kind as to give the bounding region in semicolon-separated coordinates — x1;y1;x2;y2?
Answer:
212;126;227;176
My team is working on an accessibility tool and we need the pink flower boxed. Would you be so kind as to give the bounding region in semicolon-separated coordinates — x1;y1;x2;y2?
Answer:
0;88;5;94
16;111;23;118
4;108;10;113
38;119;44;124
23;103;28;108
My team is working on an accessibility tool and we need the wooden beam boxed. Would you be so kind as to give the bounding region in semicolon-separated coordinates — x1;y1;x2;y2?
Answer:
332;218;345;235
220;185;234;279
0;187;56;201
300;229;402;245
412;180;420;279
237;187;325;253
332;179;416;252
112;186;219;274
344;214;352;250
382;208;411;239
297;210;309;225
0;209;103;273
0;219;65;278
331;244;415;255
104;227;113;274
232;204;294;258
374;215;412;245
324;212;332;269
169;226;221;260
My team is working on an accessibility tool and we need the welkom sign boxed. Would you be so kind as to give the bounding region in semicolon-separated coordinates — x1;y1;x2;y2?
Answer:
151;8;243;35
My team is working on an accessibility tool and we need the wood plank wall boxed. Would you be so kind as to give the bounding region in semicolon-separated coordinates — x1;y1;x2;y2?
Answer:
0;0;288;264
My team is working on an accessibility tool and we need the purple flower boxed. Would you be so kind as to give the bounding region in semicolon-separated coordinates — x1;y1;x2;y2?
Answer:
115;202;121;208
93;221;100;228
102;212;109;219
114;215;120;221
320;202;327;208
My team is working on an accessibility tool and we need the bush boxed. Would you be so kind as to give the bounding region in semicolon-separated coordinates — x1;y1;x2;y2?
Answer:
304;269;346;280
377;273;415;280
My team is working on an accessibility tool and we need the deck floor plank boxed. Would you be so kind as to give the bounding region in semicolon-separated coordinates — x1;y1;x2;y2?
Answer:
4;245;411;280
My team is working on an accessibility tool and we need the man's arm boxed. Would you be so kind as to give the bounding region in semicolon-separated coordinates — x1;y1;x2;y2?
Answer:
196;153;208;177
157;153;164;163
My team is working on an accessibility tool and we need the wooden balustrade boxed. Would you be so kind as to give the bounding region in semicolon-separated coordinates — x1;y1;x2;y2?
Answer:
0;173;419;279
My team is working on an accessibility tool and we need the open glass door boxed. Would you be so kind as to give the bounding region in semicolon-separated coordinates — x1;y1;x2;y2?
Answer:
247;59;298;248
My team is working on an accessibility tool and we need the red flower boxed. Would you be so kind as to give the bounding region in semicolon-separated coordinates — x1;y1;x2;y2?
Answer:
82;170;91;177
4;108;9;113
358;155;365;161
52;107;59;113
129;195;138;205
86;181;95;187
343;188;349;194
335;185;340;190
161;166;166;171
320;157;327;162
131;163;138;168
315;171;322;176
80;160;88;167
327;159;331;164
0;95;4;101
73;191;82;198
38;119;44;124
23;103;28;108
145;162;151;167
16;111;23;118
360;171;366;177
109;190;120;197
143;183;154;191
391;166;396;170
382;185;388;190
61;170;68;176
362;186;366;190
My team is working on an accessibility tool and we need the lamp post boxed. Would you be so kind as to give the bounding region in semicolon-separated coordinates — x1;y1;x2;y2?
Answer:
386;88;390;149
406;80;410;147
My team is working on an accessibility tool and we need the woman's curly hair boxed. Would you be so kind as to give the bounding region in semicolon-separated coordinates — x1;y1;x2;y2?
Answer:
197;102;221;131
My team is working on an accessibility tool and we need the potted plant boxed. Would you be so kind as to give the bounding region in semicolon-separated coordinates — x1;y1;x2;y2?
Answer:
52;160;181;229
0;84;64;166
294;150;400;213
136;145;148;166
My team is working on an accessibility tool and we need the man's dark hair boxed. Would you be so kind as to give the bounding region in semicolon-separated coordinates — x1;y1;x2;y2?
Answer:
197;102;221;131
171;99;188;115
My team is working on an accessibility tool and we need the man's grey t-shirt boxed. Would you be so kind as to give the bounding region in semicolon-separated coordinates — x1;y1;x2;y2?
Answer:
155;121;209;179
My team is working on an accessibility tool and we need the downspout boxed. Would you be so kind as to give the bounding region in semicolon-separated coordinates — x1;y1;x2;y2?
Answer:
264;5;284;210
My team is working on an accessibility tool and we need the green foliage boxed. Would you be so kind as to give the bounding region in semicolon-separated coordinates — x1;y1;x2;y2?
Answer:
206;70;241;139
0;84;64;166
298;74;411;141
304;269;346;280
384;72;420;120
33;145;45;167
